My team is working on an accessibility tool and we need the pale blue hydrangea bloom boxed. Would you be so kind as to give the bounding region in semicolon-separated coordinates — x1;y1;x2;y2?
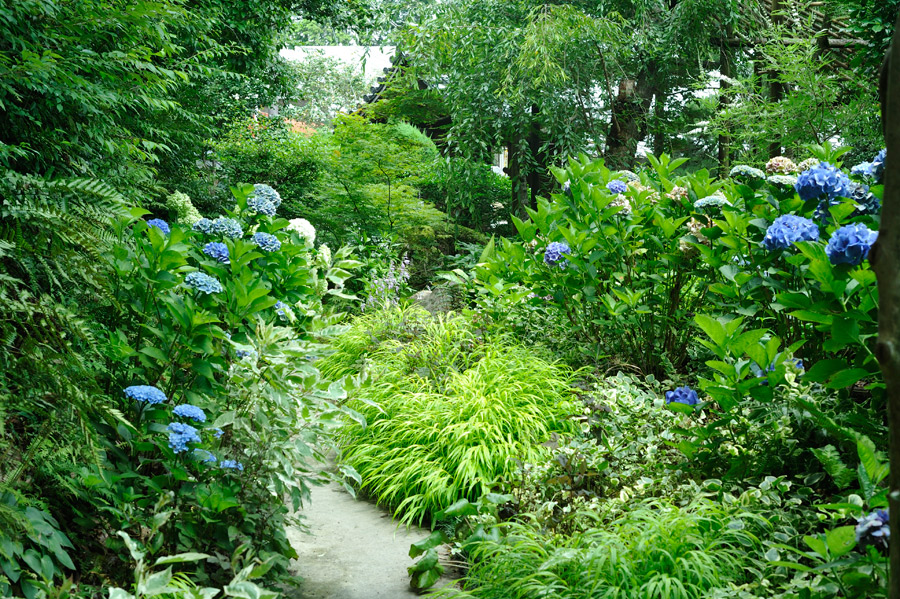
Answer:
185;272;224;294
252;232;281;252
872;149;886;183
544;242;570;267
193;218;215;234
203;242;230;263
124;385;166;405
167;422;201;453
606;180;627;194
147;219;170;234
210;217;243;239
729;165;766;182
173;404;207;423
221;459;244;471
856;509;889;551
763;215;819;250
693;192;730;211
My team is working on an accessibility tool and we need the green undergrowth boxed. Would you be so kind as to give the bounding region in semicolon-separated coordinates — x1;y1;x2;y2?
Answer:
324;305;579;526
434;497;766;599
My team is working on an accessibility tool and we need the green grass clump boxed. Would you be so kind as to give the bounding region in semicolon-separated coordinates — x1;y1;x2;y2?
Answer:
334;306;578;526
437;498;765;599
316;304;434;380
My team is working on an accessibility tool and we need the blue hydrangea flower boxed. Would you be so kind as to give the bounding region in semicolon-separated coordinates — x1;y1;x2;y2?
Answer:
275;300;287;319
203;242;230;264
167;422;201;453
235;349;256;360
795;162;852;202
250;184;282;208
825;224;878;266
763;215;820;250
665;386;699;406
856;509;889;551
147;218;170;234
851;161;874;178
124;385;167;405
210;217;243;239
729;165;766;182
871;149;886;183
173;404;207;423
221;459;244;471
252;232;281;252
607;180;627;194
211;427;224;439
185;272;224;294
848;182;881;216
193;449;217;463
544;241;570;267
247;195;277;216
751;357;804;385
192;218;215;234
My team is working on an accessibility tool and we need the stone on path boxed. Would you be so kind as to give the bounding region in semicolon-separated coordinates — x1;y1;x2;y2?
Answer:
287;483;456;599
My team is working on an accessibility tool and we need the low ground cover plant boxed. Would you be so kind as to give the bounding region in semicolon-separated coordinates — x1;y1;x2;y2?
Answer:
434;497;767;599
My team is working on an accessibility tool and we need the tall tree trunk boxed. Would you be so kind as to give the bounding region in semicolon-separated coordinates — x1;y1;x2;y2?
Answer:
527;104;551;209
605;70;655;170
876;13;900;599
506;136;529;216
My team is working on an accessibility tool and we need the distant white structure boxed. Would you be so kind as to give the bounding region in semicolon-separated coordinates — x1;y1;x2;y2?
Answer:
279;46;396;84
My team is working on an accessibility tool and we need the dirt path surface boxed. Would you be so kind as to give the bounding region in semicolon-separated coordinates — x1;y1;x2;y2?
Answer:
287;483;457;599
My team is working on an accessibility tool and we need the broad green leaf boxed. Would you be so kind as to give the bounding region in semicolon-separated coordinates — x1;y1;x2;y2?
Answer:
154;552;210;566
694;314;726;346
803;535;827;558
825;526;857;557
409;531;447;558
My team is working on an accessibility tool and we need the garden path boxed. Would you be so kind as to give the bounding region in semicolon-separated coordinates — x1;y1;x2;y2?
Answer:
287;482;457;599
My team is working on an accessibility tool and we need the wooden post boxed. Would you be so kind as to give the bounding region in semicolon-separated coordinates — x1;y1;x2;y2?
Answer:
873;10;900;599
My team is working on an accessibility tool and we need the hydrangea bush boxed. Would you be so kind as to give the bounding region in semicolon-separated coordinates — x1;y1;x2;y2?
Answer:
472;147;883;430
99;182;364;586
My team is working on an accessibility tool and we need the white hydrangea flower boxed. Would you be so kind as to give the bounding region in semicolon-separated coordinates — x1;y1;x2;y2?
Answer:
319;244;331;266
287;218;316;246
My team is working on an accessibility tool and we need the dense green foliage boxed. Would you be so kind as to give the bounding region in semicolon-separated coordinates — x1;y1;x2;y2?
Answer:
1;181;361;595
320;306;577;526
439;498;766;599
1;0;896;597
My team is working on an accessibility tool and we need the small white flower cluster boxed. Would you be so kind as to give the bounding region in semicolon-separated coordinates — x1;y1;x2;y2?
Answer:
166;191;202;225
679;217;711;255
766;156;798;175
286;218;316;247
666;186;689;202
